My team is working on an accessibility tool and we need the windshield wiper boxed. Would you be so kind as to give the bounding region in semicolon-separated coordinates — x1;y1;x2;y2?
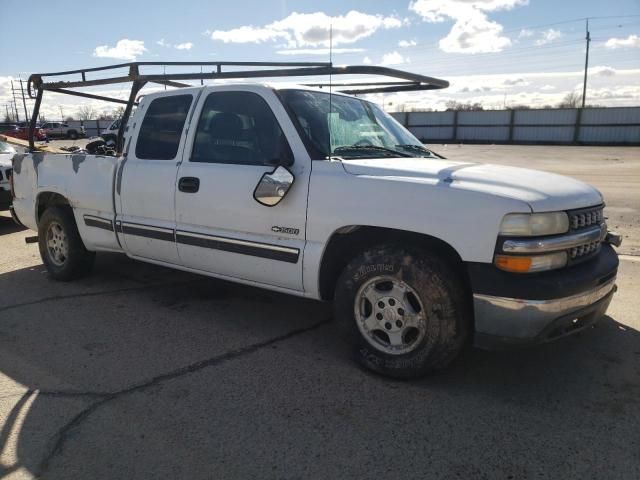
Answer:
395;144;445;158
332;145;412;158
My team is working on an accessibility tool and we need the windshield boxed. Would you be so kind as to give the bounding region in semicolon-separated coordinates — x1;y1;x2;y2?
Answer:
0;141;16;154
280;89;436;160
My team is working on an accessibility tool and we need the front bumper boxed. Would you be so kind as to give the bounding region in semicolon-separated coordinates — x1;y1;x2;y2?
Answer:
470;244;618;349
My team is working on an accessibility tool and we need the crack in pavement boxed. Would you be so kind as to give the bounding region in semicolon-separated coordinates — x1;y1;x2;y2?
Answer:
36;317;332;477
0;279;199;315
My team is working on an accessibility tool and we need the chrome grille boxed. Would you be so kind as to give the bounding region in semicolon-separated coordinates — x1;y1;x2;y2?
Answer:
569;206;603;230
570;241;601;260
567;205;605;261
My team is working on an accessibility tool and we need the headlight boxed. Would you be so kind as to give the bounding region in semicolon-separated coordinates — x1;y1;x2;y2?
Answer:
495;252;568;273
500;212;569;236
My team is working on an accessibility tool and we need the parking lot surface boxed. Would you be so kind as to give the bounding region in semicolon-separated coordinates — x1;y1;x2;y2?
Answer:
1;145;639;479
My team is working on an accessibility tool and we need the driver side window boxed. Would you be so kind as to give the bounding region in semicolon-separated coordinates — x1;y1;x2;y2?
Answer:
191;91;292;166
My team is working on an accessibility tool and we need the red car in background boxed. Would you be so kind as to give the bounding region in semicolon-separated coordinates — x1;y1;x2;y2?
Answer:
1;124;48;141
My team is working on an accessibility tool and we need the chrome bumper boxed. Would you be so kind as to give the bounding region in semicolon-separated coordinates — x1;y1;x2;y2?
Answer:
473;278;616;348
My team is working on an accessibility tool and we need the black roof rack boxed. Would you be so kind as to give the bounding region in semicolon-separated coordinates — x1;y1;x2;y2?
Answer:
26;61;449;152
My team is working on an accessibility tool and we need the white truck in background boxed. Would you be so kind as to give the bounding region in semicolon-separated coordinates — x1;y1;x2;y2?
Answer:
10;82;622;378
40;121;85;139
0;140;17;210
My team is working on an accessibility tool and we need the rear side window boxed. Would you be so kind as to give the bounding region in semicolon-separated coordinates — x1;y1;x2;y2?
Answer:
136;94;192;160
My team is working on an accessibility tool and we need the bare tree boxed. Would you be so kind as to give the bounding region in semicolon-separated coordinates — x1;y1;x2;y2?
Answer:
97;106;126;121
77;105;97;121
445;100;484;111
557;92;582;108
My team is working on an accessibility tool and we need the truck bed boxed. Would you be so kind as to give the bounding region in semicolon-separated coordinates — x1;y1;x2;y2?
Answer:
12;152;121;251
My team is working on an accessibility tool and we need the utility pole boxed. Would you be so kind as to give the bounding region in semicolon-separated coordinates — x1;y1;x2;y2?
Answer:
19;78;29;122
10;80;20;122
581;18;591;108
4;104;10;122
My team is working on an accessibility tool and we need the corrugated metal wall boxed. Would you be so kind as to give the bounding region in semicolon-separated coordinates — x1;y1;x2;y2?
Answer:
66;120;111;138
390;106;640;145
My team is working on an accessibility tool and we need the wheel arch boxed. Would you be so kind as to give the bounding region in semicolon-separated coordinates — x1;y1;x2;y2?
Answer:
36;191;71;223
318;225;471;302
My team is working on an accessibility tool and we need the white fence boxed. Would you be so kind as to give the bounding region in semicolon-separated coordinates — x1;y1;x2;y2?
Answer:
390;107;640;145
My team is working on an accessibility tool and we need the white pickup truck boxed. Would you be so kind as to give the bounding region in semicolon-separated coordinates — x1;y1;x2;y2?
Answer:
10;83;621;378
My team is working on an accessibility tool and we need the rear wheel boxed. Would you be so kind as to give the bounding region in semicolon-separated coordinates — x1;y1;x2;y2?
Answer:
67;130;79;140
334;245;470;379
38;206;95;281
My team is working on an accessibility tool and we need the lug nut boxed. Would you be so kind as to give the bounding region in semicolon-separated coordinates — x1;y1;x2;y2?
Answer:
389;299;396;306
376;313;383;320
397;308;404;316
385;322;392;330
378;301;385;308
396;320;402;328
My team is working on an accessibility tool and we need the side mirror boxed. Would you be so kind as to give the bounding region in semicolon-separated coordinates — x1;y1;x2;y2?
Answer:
253;166;295;207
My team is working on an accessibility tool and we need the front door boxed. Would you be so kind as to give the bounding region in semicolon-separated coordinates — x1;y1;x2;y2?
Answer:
175;87;310;291
117;91;195;265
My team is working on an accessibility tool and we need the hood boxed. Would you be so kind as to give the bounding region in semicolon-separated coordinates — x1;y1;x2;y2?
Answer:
0;153;14;168
340;157;603;212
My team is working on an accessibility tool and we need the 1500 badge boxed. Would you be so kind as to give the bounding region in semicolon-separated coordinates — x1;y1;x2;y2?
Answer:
271;226;299;235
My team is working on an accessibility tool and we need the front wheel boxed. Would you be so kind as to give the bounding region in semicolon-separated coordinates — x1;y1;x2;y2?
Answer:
334;245;470;379
38;206;95;281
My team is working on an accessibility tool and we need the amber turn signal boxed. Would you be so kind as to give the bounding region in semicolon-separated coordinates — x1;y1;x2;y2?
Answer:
495;252;568;273
495;255;533;273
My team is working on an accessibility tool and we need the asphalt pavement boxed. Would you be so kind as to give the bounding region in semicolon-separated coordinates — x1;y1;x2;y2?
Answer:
0;145;639;479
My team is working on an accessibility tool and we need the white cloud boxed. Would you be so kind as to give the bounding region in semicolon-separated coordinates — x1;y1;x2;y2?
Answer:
93;39;147;61
409;0;528;54
211;25;289;44
276;48;364;55
381;51;408;66
370;67;640;111
398;40;417;48
209;10;402;49
439;15;512;53
503;77;528;86
590;66;616;77
535;28;562;46
157;39;194;50
605;34;640;49
362;56;373;65
518;28;533;38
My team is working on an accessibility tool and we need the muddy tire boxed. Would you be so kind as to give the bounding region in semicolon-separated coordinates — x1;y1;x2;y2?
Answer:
334;245;470;379
38;206;95;281
67;130;79;140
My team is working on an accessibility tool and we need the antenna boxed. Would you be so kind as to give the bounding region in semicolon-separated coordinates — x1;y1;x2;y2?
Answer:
329;23;333;156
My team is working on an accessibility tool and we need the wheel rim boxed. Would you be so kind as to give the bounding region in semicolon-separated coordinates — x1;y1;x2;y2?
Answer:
46;221;69;267
354;276;427;355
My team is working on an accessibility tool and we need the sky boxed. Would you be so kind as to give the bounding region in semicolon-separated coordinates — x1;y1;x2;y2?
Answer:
0;0;639;119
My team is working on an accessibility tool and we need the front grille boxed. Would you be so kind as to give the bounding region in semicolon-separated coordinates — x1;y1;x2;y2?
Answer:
569;205;603;230
570;241;601;260
567;205;605;262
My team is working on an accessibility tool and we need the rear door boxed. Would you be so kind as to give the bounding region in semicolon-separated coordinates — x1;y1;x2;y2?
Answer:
175;86;311;291
116;91;195;265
